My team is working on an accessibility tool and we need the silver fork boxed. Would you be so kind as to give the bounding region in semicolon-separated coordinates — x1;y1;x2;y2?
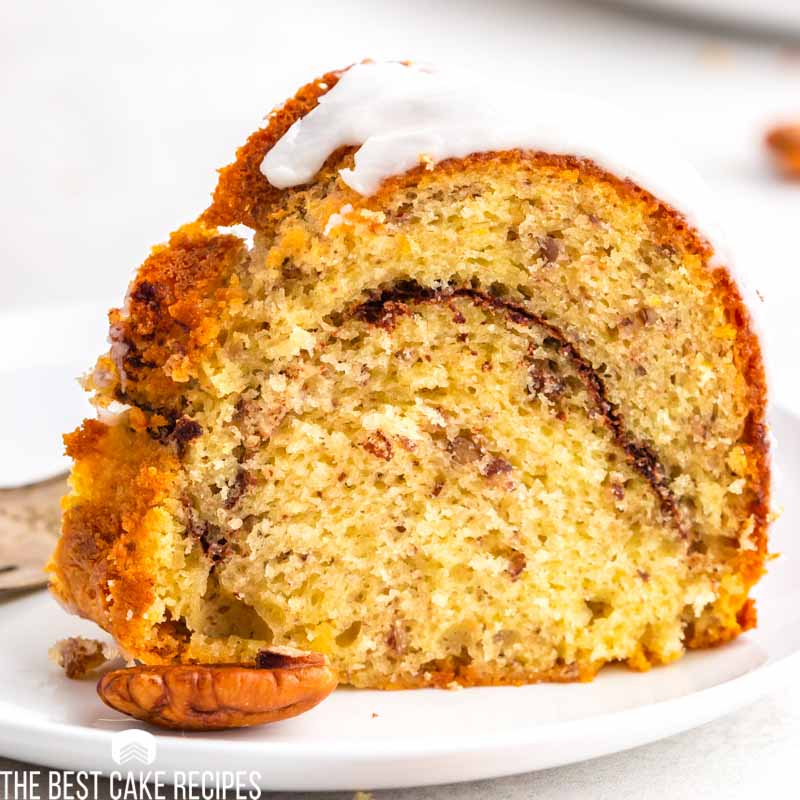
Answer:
0;473;67;595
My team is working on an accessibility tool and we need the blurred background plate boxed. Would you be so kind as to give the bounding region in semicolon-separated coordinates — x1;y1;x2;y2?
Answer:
614;0;800;34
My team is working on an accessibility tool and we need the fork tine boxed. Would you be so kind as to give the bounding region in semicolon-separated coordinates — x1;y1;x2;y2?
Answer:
0;564;49;593
0;472;67;594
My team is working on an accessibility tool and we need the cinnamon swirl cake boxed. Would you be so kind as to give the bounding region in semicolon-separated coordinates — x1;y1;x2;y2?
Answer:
49;63;770;688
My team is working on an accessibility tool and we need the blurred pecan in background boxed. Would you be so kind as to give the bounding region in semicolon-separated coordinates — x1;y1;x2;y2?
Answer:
766;122;800;180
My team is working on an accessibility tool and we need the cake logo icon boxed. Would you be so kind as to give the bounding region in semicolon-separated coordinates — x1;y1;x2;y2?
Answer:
111;729;157;766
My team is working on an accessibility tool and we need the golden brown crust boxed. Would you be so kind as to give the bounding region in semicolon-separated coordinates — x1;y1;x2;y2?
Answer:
97;658;338;730
48;418;182;659
710;270;770;582
202;69;345;229
377;660;598;689
102;223;247;412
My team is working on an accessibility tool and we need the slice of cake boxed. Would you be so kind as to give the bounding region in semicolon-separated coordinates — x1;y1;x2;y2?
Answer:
49;62;770;688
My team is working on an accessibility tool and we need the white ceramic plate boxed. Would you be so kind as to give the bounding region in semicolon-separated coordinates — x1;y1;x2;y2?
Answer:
0;408;796;791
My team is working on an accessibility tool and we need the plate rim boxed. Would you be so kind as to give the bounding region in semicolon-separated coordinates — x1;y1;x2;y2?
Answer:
1;639;798;759
0;643;797;790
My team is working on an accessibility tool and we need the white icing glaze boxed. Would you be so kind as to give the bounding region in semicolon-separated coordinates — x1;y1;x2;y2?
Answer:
261;62;770;391
263;62;729;260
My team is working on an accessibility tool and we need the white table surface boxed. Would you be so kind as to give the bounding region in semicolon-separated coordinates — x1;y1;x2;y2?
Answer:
2;0;799;796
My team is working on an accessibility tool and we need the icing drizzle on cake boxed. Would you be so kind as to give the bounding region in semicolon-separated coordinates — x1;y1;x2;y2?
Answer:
261;61;727;264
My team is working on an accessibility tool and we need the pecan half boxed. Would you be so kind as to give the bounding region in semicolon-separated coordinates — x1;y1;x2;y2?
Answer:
765;122;800;179
97;650;337;730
